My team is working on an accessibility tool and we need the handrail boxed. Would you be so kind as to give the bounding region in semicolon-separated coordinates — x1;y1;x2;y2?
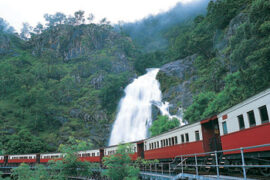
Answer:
141;143;270;180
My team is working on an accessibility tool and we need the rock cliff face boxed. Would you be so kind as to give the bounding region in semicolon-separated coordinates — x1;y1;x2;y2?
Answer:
157;55;196;114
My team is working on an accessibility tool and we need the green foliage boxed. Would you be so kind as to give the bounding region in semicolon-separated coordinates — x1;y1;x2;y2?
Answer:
102;144;140;180
100;72;130;112
4;129;47;154
157;71;182;93
149;115;180;136
160;0;270;123
12;163;50;180
134;51;168;74
184;92;216;123
56;137;95;177
135;157;159;166
207;0;248;29
0;17;135;151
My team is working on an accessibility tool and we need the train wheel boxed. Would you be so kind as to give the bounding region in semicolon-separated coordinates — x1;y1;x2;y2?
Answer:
260;167;270;177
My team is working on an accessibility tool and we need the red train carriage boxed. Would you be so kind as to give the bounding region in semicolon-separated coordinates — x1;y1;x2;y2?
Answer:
218;88;270;154
8;154;37;164
144;122;206;161
77;149;103;162
104;141;139;161
0;156;4;164
40;153;63;163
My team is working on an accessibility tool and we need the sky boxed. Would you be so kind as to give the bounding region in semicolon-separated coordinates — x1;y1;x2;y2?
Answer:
0;0;197;32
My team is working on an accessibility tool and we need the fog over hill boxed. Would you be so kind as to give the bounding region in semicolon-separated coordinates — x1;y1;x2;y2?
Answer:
120;0;210;52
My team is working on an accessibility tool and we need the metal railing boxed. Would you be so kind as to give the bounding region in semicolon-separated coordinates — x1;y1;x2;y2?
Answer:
140;143;270;179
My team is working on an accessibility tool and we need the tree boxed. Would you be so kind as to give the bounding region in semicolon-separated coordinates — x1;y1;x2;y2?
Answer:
87;13;95;23
4;129;48;154
149;115;180;136
33;23;44;34
184;92;216;123
56;136;95;178
54;12;66;24
20;22;32;40
44;12;67;27
102;144;139;180
0;17;14;33
74;10;85;25
11;163;49;180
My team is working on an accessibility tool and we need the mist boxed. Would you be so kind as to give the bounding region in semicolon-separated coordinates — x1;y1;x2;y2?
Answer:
120;0;210;52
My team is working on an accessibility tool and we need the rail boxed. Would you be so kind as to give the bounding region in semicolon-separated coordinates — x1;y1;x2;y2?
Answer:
140;143;270;179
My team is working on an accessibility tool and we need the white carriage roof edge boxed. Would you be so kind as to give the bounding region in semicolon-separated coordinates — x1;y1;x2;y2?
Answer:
77;149;100;153
9;154;37;156
40;153;63;155
104;139;143;149
217;88;270;117
144;121;201;142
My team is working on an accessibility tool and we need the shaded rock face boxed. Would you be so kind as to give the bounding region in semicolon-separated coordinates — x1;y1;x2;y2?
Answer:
158;55;197;114
214;13;248;73
31;24;122;61
160;55;196;79
69;108;110;147
0;33;12;55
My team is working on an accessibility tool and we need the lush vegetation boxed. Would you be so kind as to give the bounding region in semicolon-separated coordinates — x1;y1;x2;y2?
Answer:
102;144;140;180
149;116;180;137
0;11;136;154
182;0;270;122
127;0;270;123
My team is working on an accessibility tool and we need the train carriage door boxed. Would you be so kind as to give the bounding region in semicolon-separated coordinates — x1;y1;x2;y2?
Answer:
37;154;40;163
137;141;144;159
201;116;222;152
99;149;104;162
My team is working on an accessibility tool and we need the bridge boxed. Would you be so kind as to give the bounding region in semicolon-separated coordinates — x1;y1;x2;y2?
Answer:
1;144;270;179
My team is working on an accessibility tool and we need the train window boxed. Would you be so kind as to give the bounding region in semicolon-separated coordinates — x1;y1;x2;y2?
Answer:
166;139;168;146
92;153;95;157
247;110;256;127
175;136;178;144
222;121;228;135
259;105;269;123
238;114;245;130
154;142;157;149
157;141;159;148
195;131;200;141
172;137;175;145
185;133;189;142
181;134;185;143
169;138;172;146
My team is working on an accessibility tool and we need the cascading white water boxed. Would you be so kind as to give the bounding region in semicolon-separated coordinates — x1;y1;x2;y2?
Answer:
109;68;185;146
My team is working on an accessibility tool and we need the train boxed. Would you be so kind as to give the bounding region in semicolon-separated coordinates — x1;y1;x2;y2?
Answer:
1;88;270;176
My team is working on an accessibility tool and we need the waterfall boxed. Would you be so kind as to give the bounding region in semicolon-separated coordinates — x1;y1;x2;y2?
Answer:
108;68;184;146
